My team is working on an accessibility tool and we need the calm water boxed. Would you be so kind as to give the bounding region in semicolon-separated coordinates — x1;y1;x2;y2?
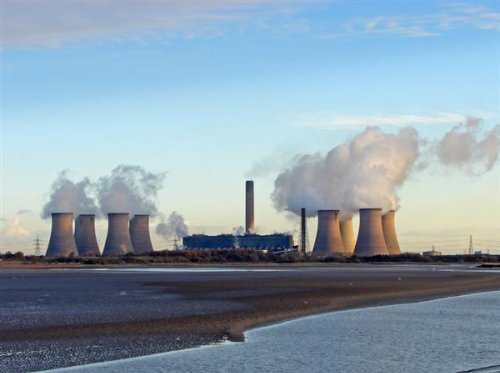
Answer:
50;291;500;373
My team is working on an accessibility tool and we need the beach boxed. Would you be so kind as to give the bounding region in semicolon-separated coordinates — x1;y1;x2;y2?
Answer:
1;264;499;372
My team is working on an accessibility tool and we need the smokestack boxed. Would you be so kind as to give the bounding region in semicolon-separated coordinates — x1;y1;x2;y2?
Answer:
245;180;255;234
46;213;78;257
74;214;100;256
340;216;355;255
103;213;134;256
129;214;154;254
300;208;307;255
353;208;389;257
382;210;401;255
312;210;348;256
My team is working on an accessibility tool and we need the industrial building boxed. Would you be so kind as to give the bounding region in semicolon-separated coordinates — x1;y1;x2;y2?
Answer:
74;214;100;256
183;233;293;250
46;213;79;257
182;180;294;251
312;210;348;256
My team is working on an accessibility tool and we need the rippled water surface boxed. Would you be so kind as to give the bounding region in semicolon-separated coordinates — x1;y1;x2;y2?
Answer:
51;291;500;373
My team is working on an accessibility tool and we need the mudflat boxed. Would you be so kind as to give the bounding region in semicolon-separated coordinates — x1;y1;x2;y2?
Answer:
1;264;499;372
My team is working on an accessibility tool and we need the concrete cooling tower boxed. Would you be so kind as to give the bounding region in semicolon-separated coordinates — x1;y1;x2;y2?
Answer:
129;215;154;254
74;214;100;256
353;208;389;257
46;213;78;257
312;210;348;256
340;216;356;255
103;213;134;256
245;180;255;234
382;210;401;255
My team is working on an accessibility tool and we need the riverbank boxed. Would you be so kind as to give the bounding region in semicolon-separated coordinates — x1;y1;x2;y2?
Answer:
1;265;499;372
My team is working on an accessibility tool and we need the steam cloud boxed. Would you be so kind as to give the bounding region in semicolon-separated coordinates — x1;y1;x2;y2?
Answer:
437;117;500;172
156;212;189;239
96;165;166;216
41;171;98;218
271;117;499;219
42;165;166;218
272;126;421;218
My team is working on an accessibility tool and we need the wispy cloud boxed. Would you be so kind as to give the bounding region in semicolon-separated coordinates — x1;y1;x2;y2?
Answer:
1;1;302;48
287;112;496;129
2;2;499;48
330;3;500;39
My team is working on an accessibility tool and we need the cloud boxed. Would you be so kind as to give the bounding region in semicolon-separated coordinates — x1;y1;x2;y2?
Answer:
4;2;499;48
288;112;485;129
3;217;30;239
2;1;299;48
437;117;500;173
325;4;500;39
16;209;32;215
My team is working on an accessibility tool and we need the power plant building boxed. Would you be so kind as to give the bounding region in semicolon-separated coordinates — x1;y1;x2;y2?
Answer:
74;214;100;256
382;210;401;255
46;213;79;257
339;216;356;255
103;213;134;256
183;233;293;250
182;180;293;251
353;208;389;257
312;210;348;256
129;214;154;254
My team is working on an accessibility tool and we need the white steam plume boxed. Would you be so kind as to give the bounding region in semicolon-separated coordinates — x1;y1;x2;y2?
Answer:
156;212;189;239
437;117;500;172
271;126;421;218
41;171;98;218
96;165;166;216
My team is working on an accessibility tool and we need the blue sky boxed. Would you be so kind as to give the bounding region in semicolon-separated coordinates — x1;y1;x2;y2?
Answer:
1;1;499;254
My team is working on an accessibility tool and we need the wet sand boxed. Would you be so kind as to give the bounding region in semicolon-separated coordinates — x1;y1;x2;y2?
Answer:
1;264;499;372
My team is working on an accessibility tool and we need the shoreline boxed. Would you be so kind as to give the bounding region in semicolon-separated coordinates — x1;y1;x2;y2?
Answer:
1;264;500;372
50;288;500;373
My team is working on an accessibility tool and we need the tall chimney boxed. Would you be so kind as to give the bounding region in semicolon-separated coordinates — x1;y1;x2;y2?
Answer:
382;210;401;255
103;213;134;256
353;208;389;257
245;180;255;234
312;210;348;256
340;216;355;255
74;214;100;256
46;213;78;257
129;214;154;254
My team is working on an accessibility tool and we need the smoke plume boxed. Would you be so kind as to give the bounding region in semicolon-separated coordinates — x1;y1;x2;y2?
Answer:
41;171;98;218
96;165;166;216
156;212;189;239
437;117;500;172
271;126;421;218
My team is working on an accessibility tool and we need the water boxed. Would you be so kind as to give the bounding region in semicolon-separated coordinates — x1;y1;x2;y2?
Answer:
49;291;500;373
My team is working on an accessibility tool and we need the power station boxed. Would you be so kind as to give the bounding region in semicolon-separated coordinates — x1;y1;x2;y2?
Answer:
183;181;294;251
353;208;389;257
382;210;401;255
103;213;134;256
46;213;79;257
312;210;348;256
340;216;355;255
45;181;403;257
129;215;154;254
74;214;100;256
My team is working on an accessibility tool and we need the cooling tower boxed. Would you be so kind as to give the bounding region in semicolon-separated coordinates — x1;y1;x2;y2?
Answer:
46;213;78;257
103;213;134;256
340;216;356;255
353;208;389;257
74;214;100;256
382;210;401;255
129;215;154;254
312;210;348;256
245;180;255;234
